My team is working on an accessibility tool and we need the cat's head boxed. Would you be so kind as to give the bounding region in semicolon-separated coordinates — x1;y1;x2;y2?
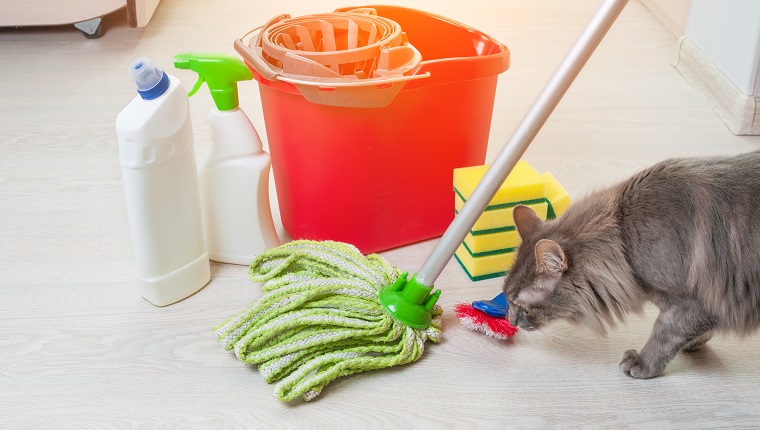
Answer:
504;205;579;331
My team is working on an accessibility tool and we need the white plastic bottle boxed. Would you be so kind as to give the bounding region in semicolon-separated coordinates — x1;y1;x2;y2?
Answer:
115;57;211;306
174;53;280;265
200;109;281;264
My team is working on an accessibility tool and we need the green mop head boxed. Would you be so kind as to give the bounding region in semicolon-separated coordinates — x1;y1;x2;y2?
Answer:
214;240;443;402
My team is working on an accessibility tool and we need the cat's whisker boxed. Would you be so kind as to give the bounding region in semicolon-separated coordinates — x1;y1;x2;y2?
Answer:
536;326;585;351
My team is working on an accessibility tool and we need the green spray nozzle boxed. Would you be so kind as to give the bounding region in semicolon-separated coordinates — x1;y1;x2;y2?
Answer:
174;52;252;111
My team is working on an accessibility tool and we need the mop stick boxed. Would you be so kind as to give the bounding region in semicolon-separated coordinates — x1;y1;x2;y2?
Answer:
415;0;630;289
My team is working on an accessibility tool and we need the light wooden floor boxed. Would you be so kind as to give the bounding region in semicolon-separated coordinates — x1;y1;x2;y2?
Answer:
3;0;760;427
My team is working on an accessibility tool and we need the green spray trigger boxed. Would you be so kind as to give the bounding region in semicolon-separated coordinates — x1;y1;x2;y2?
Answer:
174;52;253;111
187;75;206;98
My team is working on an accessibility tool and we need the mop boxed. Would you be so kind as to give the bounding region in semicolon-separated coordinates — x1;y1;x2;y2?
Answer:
217;0;630;401
215;240;442;401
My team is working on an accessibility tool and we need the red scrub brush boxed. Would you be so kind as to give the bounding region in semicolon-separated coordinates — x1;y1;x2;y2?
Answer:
455;292;518;340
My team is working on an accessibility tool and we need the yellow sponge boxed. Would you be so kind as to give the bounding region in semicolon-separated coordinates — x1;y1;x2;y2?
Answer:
456;196;548;232
453;161;547;207
454;243;516;282
543;172;571;218
453;161;572;281
463;228;521;254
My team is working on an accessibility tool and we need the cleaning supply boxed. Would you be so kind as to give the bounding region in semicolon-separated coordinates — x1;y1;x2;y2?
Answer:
215;240;442;401
234;6;510;253
454;293;517;340
453;161;571;281
454;246;518;282
472;292;510;318
218;0;629;399
115;57;210;306
174;52;280;265
454;162;548;216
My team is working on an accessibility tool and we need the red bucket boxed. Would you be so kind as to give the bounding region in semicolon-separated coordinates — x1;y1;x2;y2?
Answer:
235;5;510;253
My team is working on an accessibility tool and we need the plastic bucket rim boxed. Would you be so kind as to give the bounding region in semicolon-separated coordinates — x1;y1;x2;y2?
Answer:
236;5;510;97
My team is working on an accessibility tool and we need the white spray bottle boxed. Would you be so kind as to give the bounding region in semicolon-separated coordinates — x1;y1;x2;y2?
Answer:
115;57;211;306
174;52;280;265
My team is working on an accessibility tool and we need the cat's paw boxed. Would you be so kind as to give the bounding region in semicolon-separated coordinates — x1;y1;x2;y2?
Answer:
620;349;660;379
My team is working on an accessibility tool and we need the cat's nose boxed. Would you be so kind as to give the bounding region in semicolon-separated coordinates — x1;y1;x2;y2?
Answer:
515;308;532;329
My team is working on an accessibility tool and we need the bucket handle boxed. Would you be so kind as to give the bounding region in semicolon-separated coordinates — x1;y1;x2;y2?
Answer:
235;37;280;81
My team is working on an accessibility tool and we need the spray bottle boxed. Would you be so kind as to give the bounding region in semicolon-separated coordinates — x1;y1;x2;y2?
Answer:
174;52;280;265
115;57;211;306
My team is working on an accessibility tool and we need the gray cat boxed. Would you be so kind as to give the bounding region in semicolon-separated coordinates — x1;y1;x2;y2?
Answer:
503;151;760;378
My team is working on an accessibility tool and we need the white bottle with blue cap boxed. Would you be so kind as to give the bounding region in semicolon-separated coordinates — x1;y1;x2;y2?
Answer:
115;57;210;306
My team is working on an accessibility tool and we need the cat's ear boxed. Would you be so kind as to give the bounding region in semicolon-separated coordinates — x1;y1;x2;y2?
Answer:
535;239;568;275
513;205;543;239
517;240;566;304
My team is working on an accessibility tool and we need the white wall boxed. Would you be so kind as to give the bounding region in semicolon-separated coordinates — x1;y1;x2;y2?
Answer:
686;0;760;97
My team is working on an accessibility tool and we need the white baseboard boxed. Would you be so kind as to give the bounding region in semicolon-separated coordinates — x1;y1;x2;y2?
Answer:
674;37;760;136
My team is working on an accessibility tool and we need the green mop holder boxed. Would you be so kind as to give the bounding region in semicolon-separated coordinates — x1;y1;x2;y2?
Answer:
378;272;441;329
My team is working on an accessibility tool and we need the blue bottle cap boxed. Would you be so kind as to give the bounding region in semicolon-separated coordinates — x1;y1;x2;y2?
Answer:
129;57;170;100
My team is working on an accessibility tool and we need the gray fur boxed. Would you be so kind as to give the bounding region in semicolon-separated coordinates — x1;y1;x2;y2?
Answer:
503;151;760;378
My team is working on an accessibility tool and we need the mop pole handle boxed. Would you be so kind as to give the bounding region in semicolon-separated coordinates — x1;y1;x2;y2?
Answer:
415;0;630;287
